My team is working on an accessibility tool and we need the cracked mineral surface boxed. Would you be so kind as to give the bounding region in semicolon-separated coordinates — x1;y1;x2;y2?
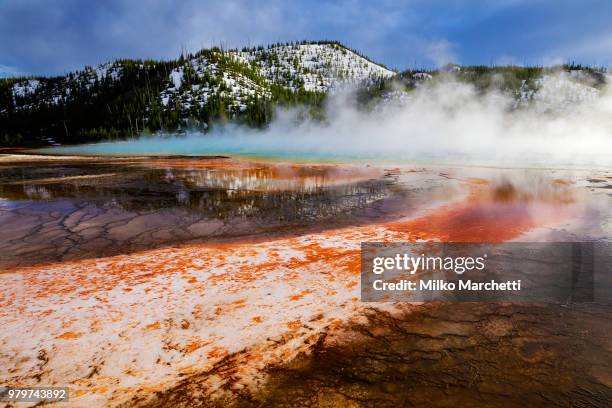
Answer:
0;155;611;407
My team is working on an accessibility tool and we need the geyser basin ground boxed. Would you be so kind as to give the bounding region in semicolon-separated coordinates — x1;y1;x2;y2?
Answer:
0;156;409;269
0;154;611;407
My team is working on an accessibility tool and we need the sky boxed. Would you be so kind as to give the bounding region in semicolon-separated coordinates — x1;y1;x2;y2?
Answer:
1;0;612;77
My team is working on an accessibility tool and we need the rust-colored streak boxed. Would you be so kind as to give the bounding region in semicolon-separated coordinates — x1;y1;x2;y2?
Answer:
144;322;161;331
57;331;82;340
394;201;534;242
389;179;576;243
287;320;302;330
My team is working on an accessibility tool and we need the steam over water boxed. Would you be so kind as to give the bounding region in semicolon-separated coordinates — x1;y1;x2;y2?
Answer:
43;76;612;167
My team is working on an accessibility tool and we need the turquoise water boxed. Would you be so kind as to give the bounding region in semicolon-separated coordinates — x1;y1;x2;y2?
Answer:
35;133;483;165
39;134;333;159
36;132;609;169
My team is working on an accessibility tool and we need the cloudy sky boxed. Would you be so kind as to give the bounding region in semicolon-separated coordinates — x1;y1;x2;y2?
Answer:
1;0;611;77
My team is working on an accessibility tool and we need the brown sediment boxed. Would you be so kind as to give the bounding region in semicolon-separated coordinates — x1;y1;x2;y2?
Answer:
0;166;597;407
226;303;612;408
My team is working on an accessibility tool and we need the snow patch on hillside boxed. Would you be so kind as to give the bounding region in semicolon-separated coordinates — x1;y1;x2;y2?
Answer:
9;62;126;111
518;73;600;113
234;43;395;92
157;43;395;117
12;79;40;98
159;56;271;115
170;68;184;90
91;62;124;82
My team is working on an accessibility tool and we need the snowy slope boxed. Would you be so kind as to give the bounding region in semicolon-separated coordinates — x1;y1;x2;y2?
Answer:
1;41;399;143
157;42;395;116
232;43;396;92
159;54;271;116
376;68;606;114
7;61;126;111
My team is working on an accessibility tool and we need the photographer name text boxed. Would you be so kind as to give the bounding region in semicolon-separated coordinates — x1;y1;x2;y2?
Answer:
372;279;521;292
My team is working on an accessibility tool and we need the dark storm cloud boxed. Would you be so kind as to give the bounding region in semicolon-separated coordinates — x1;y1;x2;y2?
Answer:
1;0;611;76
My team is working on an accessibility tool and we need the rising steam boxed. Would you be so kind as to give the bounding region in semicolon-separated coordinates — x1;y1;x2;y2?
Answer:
48;73;612;168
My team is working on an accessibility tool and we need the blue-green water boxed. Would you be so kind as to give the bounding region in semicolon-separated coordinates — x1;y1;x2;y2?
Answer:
32;133;506;167
36;133;410;162
35;132;610;169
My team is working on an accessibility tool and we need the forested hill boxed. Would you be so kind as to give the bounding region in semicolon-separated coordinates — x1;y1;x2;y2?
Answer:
1;39;609;148
0;41;395;146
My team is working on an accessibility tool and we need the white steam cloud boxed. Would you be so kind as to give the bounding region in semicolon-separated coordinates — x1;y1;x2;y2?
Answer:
51;73;612;168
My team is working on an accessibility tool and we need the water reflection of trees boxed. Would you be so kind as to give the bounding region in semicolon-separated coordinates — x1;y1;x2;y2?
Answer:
0;164;397;224
182;180;391;222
